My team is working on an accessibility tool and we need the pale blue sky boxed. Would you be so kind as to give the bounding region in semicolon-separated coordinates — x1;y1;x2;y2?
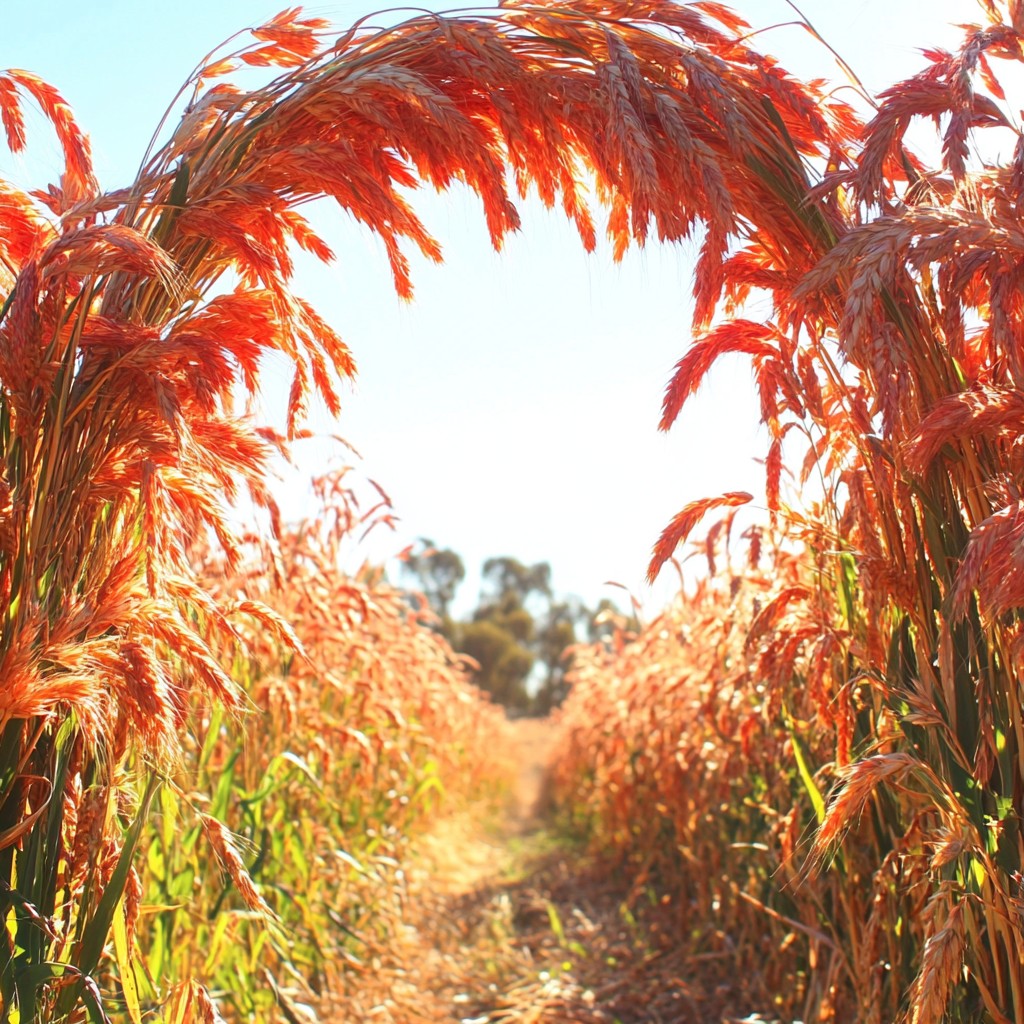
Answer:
6;0;976;615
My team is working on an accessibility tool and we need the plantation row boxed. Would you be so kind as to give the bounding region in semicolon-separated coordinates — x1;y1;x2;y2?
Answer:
4;0;1024;1021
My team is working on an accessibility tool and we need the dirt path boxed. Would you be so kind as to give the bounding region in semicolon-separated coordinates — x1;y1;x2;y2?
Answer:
323;718;731;1024
413;716;558;895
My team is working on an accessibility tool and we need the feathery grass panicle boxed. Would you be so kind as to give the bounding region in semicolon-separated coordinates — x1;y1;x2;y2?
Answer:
200;814;275;917
908;895;967;1024
647;491;753;582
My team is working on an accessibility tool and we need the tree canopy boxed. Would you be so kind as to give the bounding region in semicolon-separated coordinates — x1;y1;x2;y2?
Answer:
401;544;626;711
402;540;466;623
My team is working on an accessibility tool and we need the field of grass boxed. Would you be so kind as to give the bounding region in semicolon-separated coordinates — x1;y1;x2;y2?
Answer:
4;1;1024;1021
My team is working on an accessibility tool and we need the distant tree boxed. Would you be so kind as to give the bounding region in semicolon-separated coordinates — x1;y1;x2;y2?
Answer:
533;599;581;712
468;559;615;712
400;547;625;712
401;539;465;630
480;557;551;607
456;557;551;710
457;619;534;709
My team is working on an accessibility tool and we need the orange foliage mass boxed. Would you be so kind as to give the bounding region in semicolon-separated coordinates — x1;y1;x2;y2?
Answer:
6;0;1024;1019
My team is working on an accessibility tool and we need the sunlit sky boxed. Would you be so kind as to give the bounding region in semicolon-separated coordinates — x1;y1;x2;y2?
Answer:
7;0;975;616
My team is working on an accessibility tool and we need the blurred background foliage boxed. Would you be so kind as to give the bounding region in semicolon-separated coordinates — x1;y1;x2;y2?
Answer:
402;543;631;712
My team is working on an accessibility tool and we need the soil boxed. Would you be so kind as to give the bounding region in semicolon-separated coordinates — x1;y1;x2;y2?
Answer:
319;717;752;1024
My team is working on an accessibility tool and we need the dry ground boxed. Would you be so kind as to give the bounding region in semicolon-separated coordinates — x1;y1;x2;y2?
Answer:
321;718;759;1024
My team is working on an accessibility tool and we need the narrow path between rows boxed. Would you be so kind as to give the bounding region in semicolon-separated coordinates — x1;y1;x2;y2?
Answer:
325;719;741;1024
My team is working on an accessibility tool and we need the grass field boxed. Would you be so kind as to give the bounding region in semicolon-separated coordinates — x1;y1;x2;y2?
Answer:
3;1;1024;1021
